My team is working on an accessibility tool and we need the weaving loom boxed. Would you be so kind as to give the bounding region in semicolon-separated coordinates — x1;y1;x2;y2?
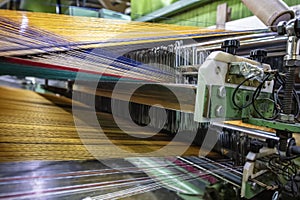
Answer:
0;9;248;200
1;2;300;199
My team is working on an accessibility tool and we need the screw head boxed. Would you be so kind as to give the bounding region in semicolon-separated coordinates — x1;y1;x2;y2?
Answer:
217;86;226;98
215;105;225;117
251;182;257;190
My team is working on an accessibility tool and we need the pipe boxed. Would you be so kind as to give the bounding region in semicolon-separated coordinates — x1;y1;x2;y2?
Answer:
241;0;294;31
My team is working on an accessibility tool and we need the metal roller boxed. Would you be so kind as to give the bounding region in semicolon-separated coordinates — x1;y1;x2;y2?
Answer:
242;0;294;31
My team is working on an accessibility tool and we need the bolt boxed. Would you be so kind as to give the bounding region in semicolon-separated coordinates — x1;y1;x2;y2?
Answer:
251;182;257;190
215;105;225;117
282;67;296;114
217;86;226;98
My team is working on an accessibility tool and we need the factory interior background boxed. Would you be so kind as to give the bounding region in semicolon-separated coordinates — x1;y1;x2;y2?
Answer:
0;0;300;199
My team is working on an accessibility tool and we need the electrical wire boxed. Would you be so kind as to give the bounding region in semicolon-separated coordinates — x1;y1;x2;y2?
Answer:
267;155;300;198
252;73;280;120
232;75;256;110
231;72;280;120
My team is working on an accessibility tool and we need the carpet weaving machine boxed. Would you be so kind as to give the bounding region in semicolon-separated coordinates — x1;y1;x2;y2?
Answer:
0;0;300;199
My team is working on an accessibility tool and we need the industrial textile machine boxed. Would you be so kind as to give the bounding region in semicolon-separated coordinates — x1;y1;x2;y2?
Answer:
0;1;300;200
128;28;300;200
194;35;300;199
121;1;300;199
194;1;300;199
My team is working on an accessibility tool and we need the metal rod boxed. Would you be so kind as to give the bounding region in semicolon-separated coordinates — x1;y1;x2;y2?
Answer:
211;122;279;141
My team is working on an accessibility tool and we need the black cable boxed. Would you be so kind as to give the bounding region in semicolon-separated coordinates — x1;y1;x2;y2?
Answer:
269;73;282;114
268;156;297;181
291;176;298;198
252;74;280;120
275;73;285;110
276;72;285;85
232;75;256;110
275;85;283;109
274;73;284;108
232;71;298;120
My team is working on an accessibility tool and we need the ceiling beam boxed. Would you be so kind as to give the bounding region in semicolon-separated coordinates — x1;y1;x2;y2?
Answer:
134;0;211;22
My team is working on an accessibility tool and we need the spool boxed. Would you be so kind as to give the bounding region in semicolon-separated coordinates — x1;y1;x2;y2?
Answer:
242;0;294;31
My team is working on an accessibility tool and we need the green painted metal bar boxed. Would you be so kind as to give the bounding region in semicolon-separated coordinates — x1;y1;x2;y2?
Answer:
246;118;300;133
134;0;211;22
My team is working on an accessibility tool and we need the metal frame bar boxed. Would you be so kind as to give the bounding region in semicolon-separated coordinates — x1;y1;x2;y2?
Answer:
134;0;211;22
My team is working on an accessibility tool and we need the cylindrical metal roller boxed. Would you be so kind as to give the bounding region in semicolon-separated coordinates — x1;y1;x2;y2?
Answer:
242;0;294;31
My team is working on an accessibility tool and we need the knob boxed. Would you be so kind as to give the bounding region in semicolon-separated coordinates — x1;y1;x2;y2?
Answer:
250;140;263;153
250;49;267;63
221;39;240;55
